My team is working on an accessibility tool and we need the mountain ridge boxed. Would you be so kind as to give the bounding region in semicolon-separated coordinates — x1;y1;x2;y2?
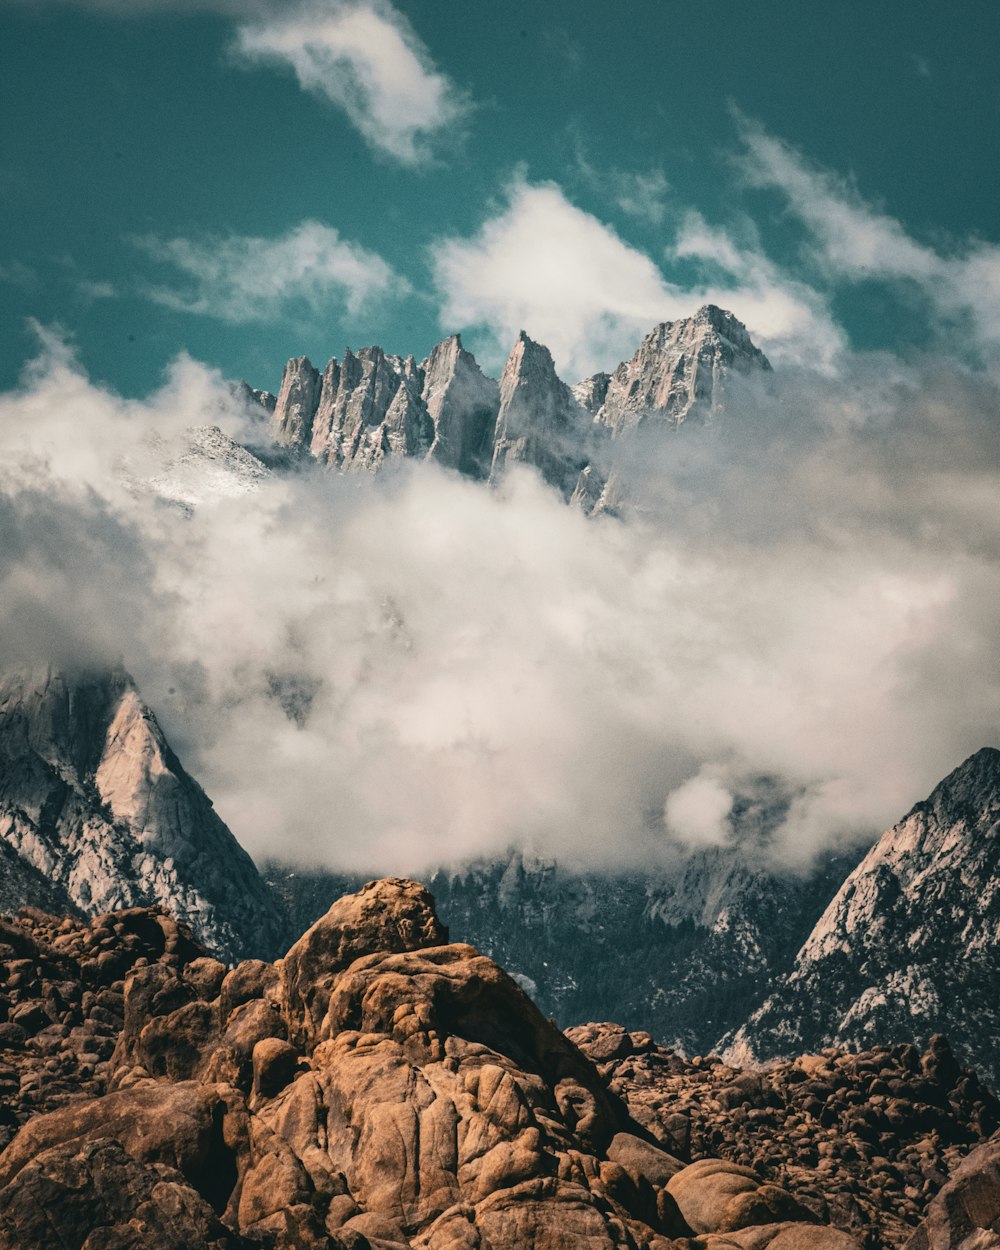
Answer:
259;305;772;500
724;747;1000;1082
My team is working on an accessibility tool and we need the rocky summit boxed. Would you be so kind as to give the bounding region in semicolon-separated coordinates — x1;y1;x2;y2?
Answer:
725;749;1000;1085
262;307;771;502
589;305;771;436
0;667;284;962
1;878;997;1250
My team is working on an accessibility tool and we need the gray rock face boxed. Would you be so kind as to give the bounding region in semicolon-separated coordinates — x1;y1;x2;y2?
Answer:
725;748;1000;1083
595;305;771;436
310;346;433;471
0;667;283;962
231;380;276;415
491;332;591;497
572;372;612;415
422;333;500;477
270;356;321;449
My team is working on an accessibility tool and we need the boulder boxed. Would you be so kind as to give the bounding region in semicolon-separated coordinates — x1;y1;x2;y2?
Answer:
906;1136;1000;1250
281;877;448;1046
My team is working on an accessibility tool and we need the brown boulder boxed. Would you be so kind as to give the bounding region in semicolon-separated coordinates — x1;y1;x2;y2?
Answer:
281;878;448;1046
0;1080;248;1217
906;1136;1000;1250
699;1222;864;1250
606;1131;684;1186
668;1159;806;1235
0;1136;241;1250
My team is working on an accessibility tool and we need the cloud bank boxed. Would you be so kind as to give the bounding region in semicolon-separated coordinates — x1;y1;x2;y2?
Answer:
1;323;999;877
429;176;843;380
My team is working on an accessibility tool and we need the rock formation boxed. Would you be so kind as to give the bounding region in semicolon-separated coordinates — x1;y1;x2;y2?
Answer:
0;878;874;1250
571;1023;998;1250
725;749;1000;1084
270;339;496;480
259;307;771;505
272;357;322;449
0;667;284;962
489;331;593;497
594;305;771;436
422;334;500;477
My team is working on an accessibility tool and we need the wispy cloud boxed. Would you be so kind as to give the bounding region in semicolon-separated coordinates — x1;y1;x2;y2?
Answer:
232;0;472;165
133;218;403;323
430;175;841;379
569;129;671;226
11;0;470;165
615;168;670;226
736;113;1000;356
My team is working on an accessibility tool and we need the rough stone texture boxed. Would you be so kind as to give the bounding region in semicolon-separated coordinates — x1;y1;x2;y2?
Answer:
594;304;771;435
571;1023;999;1250
490;331;592;497
727;749;1000;1084
572;371;612;414
281;877;449;1046
0;879;864;1250
270;355;322;449
0;1136;243;1250
422;333;500;477
905;1136;1000;1250
309;346;433;471
0;905;213;1153
0;666;284;962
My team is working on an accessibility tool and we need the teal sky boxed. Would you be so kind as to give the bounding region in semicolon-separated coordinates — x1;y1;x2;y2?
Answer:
3;0;1000;396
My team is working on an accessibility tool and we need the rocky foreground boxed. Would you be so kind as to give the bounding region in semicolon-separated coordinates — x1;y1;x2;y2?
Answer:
0;880;997;1250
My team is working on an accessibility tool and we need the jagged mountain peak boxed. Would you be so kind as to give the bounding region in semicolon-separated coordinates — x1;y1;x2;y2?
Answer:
595;305;770;435
905;745;1000;822
0;665;284;961
724;747;1000;1082
266;308;768;500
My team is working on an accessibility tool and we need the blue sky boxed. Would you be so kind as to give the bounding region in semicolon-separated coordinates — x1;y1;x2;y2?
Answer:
3;0;1000;395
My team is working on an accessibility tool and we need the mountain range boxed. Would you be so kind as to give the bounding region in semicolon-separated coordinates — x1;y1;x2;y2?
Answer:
1;662;997;1086
262;303;770;506
2;303;999;1248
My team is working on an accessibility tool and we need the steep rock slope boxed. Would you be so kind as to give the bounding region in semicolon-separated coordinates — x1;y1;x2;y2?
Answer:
725;749;1000;1083
0;667;283;961
592;304;771;435
0;879;864;1250
490;331;593;496
422;332;501;476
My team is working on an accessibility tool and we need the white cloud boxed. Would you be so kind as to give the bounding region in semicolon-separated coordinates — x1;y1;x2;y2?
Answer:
12;0;468;164
430;176;842;379
232;0;470;165
615;168;670;225
2;331;1000;874
737;115;1000;356
430;179;686;379
665;769;734;848
133;219;402;323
